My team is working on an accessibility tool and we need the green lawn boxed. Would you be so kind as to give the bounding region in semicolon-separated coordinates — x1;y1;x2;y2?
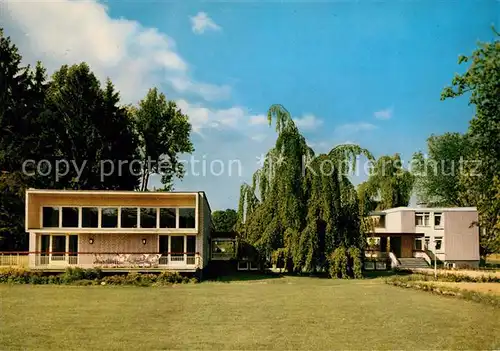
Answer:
1;276;499;350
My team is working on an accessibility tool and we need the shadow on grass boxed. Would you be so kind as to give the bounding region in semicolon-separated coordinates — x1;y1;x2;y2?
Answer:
205;271;284;283
205;269;411;283
363;270;412;279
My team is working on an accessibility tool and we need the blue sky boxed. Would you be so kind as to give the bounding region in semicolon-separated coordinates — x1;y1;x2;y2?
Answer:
2;0;499;209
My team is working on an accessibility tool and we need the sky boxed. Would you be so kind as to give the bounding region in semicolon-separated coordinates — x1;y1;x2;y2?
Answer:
1;0;498;210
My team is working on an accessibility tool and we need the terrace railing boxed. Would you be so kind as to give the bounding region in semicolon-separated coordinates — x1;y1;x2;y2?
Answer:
0;251;200;269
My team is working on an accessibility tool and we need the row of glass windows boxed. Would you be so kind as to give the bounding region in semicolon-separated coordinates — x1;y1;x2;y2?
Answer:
42;207;196;229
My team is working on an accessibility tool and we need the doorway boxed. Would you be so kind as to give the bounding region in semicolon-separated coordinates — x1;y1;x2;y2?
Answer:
390;236;402;257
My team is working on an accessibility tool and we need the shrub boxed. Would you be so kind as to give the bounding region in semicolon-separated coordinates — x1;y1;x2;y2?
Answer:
0;268;197;286
157;271;186;284
72;279;96;286
385;275;500;307
329;247;348;279
347;247;363;279
102;275;127;285
84;268;103;280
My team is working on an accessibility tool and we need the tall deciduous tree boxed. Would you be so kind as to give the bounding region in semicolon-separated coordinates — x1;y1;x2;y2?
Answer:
132;88;194;191
45;63;139;190
412;133;472;207
358;154;414;211
212;209;238;232
441;28;500;258
237;104;373;275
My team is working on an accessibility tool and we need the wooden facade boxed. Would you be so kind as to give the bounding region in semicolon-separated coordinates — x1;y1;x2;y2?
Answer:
25;189;213;272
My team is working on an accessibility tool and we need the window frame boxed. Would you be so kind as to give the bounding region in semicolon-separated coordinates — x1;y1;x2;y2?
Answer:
415;212;430;227
434;212;444;229
178;207;196;229
434;236;443;252
139;207;158;229
101;207;119;229
81;207;99;228
61;207;79;228
414;237;423;251
41;206;61;228
120;207;139;229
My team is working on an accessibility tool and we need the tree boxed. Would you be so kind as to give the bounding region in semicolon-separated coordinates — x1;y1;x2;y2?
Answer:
412;133;472;207
237;104;373;275
441;28;500;258
132;88;194;191
44;63;140;190
0;29;53;250
212;209;238;232
358;154;414;211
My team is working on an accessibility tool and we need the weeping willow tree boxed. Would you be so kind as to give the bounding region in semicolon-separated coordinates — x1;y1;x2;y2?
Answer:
358;154;414;212
237;104;374;274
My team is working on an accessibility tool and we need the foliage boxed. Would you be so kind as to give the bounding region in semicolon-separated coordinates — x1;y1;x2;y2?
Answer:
440;28;500;258
329;247;348;278
386;275;500;307
393;270;500;283
358;154;414;211
328;246;363;279
236;104;373;276
44;64;141;190
0;267;195;286
0;29;195;249
347;246;363;279
212;209;238;232
0;29;52;249
131;88;194;191
412;133;472;207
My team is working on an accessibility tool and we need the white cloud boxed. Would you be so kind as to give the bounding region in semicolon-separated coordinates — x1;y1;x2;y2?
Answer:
0;0;273;210
374;107;393;120
1;0;228;103
335;122;377;134
293;114;323;131
249;115;268;125
190;12;221;34
168;77;231;101
176;99;247;134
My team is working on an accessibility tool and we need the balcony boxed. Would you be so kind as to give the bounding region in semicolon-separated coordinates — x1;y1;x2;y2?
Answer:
29;252;200;271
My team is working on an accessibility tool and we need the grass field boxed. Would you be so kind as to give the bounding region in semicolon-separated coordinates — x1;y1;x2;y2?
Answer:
1;276;499;350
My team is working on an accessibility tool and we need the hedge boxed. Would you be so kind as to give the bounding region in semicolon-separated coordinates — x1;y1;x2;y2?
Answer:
385;275;500;307
0;267;198;286
393;269;500;283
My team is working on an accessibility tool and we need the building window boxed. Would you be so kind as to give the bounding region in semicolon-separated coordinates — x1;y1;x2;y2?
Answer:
62;207;79;228
374;215;385;228
187;235;196;253
121;208;138;228
42;207;60;228
414;238;423;251
415;212;430;226
101;208;118;228
40;235;50;255
69;235;78;257
140;208;157;228
435;237;443;251
434;213;443;229
51;235;66;258
82;207;98;228
179;208;196;228
160;208;176;228
424;236;430;250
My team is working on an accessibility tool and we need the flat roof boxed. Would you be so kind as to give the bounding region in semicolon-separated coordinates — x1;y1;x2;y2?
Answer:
26;189;203;196
370;206;477;215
